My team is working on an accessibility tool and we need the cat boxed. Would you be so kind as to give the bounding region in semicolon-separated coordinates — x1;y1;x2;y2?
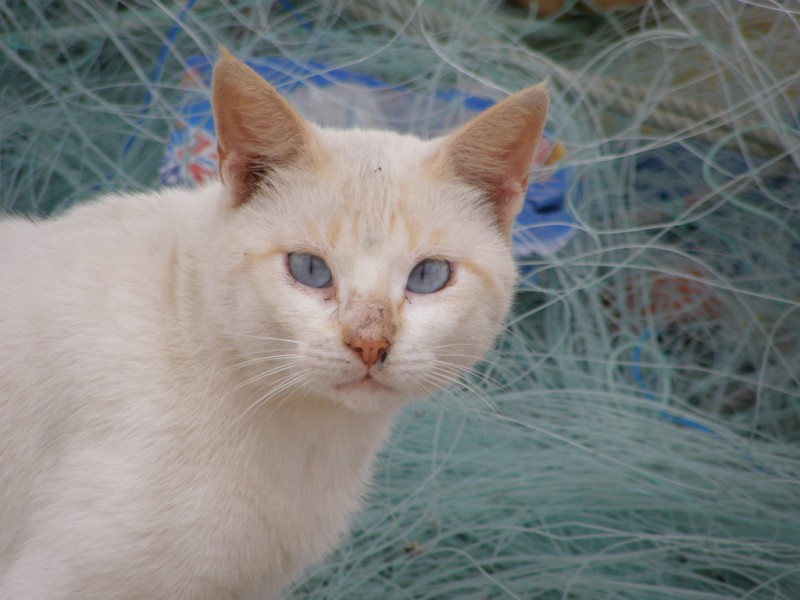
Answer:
0;48;548;599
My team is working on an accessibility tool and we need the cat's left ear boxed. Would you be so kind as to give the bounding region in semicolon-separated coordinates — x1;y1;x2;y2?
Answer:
212;48;319;207
434;83;549;235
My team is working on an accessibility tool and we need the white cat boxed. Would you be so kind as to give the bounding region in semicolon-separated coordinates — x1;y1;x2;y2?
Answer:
0;49;547;599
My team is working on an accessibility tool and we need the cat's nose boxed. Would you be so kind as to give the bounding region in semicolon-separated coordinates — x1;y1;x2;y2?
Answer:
347;337;389;369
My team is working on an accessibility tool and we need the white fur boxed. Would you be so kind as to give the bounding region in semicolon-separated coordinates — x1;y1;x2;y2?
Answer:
0;124;519;598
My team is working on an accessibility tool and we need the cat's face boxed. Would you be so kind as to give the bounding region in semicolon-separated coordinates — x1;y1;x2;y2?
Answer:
211;130;517;412
207;51;548;413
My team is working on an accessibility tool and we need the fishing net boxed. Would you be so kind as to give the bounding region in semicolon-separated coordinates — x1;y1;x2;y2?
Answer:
2;1;798;598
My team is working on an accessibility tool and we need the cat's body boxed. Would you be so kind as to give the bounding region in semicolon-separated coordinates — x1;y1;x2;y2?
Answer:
0;183;396;598
0;51;547;599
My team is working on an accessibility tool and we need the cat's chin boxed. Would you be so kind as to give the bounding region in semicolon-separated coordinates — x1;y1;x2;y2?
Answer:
328;375;406;413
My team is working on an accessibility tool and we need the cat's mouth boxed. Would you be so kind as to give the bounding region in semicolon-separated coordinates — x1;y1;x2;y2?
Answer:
333;374;392;394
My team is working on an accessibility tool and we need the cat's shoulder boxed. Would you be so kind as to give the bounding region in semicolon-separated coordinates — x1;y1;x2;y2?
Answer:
1;181;223;249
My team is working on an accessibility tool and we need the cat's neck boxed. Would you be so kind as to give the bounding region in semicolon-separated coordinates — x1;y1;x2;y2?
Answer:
218;354;402;454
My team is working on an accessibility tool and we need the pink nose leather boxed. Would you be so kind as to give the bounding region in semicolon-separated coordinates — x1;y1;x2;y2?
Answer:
347;337;389;368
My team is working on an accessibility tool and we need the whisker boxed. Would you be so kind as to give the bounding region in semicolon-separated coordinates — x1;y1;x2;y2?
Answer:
435;353;516;379
233;369;313;430
222;333;305;346
224;353;306;372
225;362;300;396
426;358;507;392
417;373;481;424
426;364;501;416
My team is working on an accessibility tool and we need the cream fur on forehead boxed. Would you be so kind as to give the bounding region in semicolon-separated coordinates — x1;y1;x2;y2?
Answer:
211;48;548;235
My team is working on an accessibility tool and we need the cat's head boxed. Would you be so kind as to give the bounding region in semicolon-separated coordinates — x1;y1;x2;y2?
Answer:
205;50;548;413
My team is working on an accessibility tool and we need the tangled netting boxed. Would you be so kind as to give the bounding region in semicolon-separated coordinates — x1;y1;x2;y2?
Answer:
1;1;799;598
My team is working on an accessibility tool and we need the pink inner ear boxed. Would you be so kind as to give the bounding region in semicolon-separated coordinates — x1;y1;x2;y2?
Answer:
220;150;264;208
211;53;316;207
491;135;537;219
438;83;548;235
496;177;529;228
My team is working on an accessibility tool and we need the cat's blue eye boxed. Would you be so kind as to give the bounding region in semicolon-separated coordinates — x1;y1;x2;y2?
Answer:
288;252;333;289
406;259;451;294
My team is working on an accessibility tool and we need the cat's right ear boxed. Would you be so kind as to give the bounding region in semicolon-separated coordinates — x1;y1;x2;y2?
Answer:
433;82;549;237
212;48;319;207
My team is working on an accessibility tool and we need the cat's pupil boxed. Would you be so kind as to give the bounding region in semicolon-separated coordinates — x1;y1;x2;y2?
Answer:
406;259;451;294
288;252;333;289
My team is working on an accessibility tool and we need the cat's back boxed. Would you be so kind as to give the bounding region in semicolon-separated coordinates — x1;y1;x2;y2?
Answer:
2;187;201;285
0;186;217;570
0;184;221;403
0;197;139;352
0;184;219;323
